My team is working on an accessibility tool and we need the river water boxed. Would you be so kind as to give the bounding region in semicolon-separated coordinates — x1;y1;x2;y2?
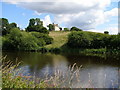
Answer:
2;51;120;88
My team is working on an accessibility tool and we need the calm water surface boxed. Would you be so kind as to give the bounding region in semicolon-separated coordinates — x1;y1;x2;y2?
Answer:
2;51;120;88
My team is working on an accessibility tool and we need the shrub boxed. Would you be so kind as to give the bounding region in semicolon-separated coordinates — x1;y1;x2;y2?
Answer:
90;33;109;49
64;28;69;31
104;31;109;34
67;31;92;48
31;32;53;45
67;31;111;49
70;27;82;31
2;28;46;51
108;35;120;50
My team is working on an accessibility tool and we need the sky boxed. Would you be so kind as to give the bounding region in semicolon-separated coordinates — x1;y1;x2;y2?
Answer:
1;0;119;34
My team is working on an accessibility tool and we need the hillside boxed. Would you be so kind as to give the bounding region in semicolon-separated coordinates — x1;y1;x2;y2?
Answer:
45;31;70;49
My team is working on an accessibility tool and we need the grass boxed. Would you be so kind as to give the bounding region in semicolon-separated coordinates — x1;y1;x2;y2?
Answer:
45;31;70;49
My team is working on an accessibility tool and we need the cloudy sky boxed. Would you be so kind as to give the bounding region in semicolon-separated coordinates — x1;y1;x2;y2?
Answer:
1;0;119;34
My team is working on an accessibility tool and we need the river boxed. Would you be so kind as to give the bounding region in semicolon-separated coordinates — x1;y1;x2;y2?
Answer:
2;51;120;88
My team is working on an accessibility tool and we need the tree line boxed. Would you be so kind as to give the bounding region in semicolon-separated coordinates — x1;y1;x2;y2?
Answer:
0;18;53;51
67;31;120;50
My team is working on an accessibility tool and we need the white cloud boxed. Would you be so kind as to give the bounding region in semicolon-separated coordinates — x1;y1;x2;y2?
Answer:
107;27;118;34
104;8;118;17
34;11;41;16
2;0;118;33
41;15;52;27
88;27;118;35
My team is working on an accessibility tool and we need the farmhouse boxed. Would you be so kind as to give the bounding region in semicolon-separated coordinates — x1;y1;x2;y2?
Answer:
53;23;62;31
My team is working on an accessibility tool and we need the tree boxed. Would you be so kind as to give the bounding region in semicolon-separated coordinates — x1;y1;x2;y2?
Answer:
0;18;19;36
64;28;69;31
47;24;54;31
26;18;49;34
104;31;109;34
36;18;43;26
29;18;35;26
70;27;82;31
0;18;9;35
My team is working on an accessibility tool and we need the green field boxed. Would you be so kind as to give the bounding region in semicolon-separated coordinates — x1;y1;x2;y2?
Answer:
45;31;70;49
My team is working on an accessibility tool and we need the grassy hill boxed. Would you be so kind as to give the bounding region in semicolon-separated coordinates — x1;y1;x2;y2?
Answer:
45;31;70;49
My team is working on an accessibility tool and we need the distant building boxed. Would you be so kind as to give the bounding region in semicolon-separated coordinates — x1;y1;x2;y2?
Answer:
53;23;62;31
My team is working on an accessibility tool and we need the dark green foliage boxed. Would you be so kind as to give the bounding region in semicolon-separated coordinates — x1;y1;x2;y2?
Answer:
64;28;69;31
2;28;46;51
67;31;119;49
35;18;43;26
1;18;53;51
29;18;36;26
26;18;48;34
0;18;9;35
70;27;83;31
90;33;109;48
39;47;48;53
47;24;54;31
31;32;53;45
104;31;109;34
108;35;120;50
49;48;61;54
67;31;92;48
0;18;18;36
26;25;49;34
39;27;49;34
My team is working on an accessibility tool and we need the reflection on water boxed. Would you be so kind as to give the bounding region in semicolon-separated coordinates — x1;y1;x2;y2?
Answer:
2;51;120;88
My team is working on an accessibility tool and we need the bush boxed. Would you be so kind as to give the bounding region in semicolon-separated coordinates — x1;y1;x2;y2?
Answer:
67;31;111;49
64;28;69;31
2;28;46;51
70;27;82;31
67;31;92;48
108;35;120;50
31;32;53;45
90;33;109;49
26;25;49;34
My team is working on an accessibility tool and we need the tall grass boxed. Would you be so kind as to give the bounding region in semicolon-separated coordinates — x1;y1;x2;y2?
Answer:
2;56;85;88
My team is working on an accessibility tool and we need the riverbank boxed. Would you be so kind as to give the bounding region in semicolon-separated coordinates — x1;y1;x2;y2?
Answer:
2;31;120;54
44;31;120;54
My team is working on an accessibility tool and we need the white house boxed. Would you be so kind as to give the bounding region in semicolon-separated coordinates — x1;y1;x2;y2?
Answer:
53;23;62;31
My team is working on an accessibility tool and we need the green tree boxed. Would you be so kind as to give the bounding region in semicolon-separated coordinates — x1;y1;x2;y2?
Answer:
70;27;82;31
29;18;35;26
36;18;43;26
47;24;54;31
64;28;69;31
0;18;9;35
104;31;109;34
26;18;49;34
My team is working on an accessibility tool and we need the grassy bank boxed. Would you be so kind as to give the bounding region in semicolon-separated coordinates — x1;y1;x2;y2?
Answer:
45;31;70;49
44;31;120;54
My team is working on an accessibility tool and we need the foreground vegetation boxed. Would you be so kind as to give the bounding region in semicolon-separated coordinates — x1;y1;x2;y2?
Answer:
2;57;85;88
